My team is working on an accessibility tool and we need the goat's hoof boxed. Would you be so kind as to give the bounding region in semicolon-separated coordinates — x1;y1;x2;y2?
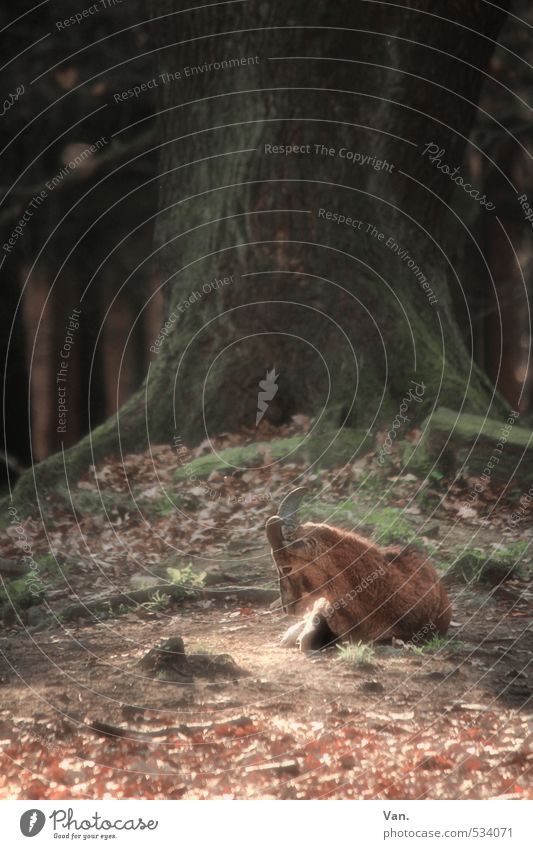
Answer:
280;621;305;648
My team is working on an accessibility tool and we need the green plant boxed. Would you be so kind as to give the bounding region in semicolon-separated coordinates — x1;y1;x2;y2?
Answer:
166;564;206;590
142;591;170;611
357;472;381;492
419;540;439;557
413;636;464;654
491;539;528;560
150;496;182;517
336;641;376;666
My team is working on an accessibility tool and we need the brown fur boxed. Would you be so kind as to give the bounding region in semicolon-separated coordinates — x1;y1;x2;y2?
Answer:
266;517;451;647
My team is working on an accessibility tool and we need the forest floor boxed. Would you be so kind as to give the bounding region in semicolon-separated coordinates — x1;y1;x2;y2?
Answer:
0;420;532;799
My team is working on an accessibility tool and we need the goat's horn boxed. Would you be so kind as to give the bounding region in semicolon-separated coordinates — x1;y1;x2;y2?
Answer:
278;487;306;538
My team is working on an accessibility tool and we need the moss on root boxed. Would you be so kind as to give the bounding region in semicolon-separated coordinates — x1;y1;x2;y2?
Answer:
5;325;508;519
174;429;371;482
409;407;533;484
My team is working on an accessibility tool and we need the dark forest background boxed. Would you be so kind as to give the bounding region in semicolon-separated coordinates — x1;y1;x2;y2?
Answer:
1;0;533;478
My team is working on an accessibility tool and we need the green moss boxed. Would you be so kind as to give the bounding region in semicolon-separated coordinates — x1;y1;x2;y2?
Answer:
427;408;528;445
70;490;134;516
174;429;370;481
447;544;529;584
0;573;45;613
24;484;183;520
404;407;533;483
174;442;267;480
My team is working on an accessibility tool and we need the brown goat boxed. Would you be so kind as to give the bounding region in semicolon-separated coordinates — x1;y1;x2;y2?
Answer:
266;489;451;651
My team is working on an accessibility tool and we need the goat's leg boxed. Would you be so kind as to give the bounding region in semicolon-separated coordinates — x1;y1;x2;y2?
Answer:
298;597;337;652
280;619;307;647
280;598;337;650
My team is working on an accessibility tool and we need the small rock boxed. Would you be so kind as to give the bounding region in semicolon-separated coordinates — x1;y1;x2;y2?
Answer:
360;680;384;693
139;636;193;683
27;606;45;627
2;606;16;626
139;637;248;684
121;703;144;720
188;652;249;681
203;570;239;587
0;557;28;578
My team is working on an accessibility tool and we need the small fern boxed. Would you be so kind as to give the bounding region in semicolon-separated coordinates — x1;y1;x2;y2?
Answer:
336;641;376;666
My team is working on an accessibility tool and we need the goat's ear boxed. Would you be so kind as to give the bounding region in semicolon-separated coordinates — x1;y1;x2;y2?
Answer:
266;516;283;550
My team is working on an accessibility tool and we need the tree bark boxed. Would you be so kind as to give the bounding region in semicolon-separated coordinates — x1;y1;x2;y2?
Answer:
142;0;509;443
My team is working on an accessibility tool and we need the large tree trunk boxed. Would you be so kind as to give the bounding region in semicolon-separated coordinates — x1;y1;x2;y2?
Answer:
15;0;510;499
142;0;508;444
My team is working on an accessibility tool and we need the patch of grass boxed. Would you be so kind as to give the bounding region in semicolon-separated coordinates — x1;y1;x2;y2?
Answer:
336;641;376;666
491;539;529;560
33;553;56;572
299;500;415;545
447;550;487;584
299;500;338;523
33;553;71;587
150;497;181;516
366;507;414;544
418;540;439;557
357;471;382;492
299;500;349;525
142;591;170;612
415;485;441;511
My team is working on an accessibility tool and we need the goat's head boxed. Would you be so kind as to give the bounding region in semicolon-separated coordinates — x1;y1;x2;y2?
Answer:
266;488;346;615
